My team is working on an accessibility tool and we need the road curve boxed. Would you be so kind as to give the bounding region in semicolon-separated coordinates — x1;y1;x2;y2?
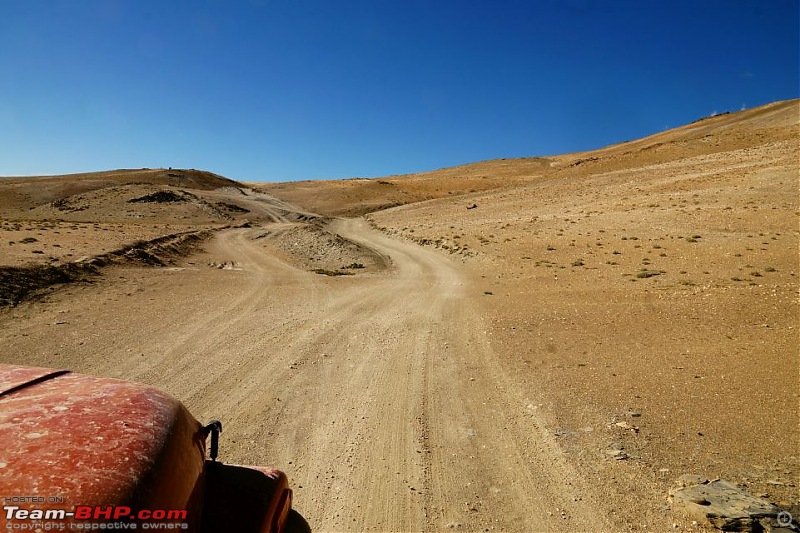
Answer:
0;218;611;532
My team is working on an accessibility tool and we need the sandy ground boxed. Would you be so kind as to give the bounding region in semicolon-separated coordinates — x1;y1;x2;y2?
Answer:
2;219;615;532
1;100;798;532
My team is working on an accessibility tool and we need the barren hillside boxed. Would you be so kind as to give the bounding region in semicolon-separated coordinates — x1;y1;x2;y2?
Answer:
258;99;798;217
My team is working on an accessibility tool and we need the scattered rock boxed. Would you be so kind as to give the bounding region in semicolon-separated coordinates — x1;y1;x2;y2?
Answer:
613;420;640;433
606;442;627;460
209;261;240;270
607;449;628;460
215;201;249;213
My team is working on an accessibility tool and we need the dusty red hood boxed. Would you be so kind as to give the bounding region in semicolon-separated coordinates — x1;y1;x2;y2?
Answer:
0;364;205;525
0;365;69;396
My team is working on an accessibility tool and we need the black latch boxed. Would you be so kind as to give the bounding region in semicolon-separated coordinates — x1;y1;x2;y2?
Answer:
202;420;223;462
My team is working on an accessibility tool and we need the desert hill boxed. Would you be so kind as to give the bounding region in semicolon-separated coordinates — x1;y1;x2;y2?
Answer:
256;99;798;217
0;167;319;268
0;168;239;214
256;157;554;217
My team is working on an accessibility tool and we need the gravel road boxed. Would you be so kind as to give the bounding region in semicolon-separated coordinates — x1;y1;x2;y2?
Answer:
1;218;611;532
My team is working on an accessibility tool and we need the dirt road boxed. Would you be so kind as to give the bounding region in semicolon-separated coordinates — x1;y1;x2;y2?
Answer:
1;218;611;532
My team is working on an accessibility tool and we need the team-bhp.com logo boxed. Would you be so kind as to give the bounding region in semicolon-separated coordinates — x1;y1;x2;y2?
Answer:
4;504;188;530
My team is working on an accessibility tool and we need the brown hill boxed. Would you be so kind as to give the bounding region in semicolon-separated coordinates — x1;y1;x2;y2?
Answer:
256;99;798;217
255;158;554;217
0;168;240;215
0;167;317;271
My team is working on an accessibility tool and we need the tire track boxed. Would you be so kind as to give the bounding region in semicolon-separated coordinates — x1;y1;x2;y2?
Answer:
0;217;614;532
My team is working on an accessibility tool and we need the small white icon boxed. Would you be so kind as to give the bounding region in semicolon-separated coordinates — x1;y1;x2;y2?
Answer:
776;511;793;527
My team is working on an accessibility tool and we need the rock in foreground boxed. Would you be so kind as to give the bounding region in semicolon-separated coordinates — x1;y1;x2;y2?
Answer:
670;476;797;532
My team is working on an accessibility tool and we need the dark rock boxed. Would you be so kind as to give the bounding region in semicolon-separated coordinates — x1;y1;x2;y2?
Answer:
670;477;786;532
127;190;189;203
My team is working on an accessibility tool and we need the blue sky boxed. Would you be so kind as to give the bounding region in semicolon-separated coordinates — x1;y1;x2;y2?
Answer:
1;1;798;182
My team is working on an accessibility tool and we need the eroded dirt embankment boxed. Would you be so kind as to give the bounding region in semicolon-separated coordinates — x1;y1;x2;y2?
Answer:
0;229;219;307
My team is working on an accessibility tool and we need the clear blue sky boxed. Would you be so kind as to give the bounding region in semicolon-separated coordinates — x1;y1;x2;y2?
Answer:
1;1;798;182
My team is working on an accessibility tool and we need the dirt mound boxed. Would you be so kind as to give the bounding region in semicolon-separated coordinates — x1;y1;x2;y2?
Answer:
85;229;218;268
253;222;388;275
